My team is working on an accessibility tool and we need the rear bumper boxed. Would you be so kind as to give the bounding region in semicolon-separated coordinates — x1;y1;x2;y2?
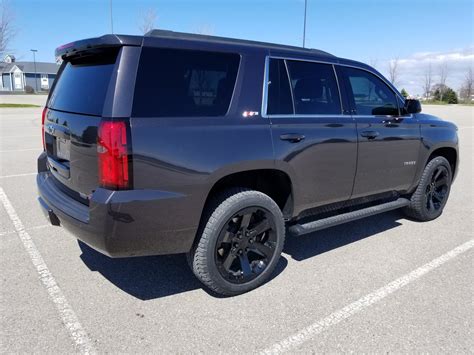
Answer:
37;154;197;257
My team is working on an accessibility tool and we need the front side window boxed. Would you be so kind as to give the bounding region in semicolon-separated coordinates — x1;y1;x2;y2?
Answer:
133;48;240;117
343;67;399;116
286;60;341;115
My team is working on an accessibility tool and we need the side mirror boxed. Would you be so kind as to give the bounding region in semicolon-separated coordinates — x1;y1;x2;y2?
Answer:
404;99;422;114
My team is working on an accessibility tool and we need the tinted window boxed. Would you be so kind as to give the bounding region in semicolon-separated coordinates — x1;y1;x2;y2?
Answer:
286;60;341;115
48;50;118;116
344;67;399;116
267;59;293;115
133;48;240;117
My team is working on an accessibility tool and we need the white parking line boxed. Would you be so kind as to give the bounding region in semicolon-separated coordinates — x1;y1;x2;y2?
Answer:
259;239;474;354
0;187;96;354
0;173;36;179
0;224;50;237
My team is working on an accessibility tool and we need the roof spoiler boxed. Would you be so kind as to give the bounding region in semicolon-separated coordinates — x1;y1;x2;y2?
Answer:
55;34;142;59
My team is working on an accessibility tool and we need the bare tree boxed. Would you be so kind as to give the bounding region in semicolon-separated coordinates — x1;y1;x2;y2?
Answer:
0;0;16;57
438;61;448;101
423;62;433;99
138;8;157;35
388;57;400;87
460;67;473;101
368;58;378;70
194;24;215;36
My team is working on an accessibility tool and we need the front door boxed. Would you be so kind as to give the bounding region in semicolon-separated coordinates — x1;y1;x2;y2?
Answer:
41;74;49;89
266;57;358;215
14;72;23;90
340;66;421;199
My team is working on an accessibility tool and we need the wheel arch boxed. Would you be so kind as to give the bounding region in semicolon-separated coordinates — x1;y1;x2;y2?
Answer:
202;169;294;220
427;146;458;181
189;168;293;254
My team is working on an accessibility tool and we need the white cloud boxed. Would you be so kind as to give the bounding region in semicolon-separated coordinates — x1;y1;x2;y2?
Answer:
376;47;474;96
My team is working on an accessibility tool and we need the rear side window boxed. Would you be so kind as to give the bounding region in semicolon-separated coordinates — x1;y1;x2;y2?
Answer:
48;49;118;116
133;48;240;117
286;60;341;115
267;58;293;115
343;67;399;116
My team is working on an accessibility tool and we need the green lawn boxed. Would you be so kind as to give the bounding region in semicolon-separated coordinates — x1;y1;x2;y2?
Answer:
0;103;41;108
423;101;474;106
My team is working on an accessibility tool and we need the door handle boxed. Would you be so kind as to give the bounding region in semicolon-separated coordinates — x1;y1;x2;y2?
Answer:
360;130;379;139
280;133;305;143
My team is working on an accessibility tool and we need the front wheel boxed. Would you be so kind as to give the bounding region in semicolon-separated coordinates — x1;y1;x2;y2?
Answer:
188;188;285;296
404;156;452;221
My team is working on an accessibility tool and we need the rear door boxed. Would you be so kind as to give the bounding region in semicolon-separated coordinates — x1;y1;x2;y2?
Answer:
339;66;421;198
266;57;358;215
44;47;128;198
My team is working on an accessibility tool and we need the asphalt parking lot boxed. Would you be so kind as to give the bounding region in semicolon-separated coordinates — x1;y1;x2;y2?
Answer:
1;99;473;353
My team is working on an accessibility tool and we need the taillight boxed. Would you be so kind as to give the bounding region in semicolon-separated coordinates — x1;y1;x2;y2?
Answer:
97;120;130;190
41;107;47;150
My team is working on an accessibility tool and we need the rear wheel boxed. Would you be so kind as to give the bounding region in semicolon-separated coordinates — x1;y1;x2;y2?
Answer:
188;188;285;296
404;156;452;221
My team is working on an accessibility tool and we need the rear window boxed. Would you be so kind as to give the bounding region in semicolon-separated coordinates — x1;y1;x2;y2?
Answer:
267;58;294;115
286;60;341;115
132;48;240;117
48;50;118;116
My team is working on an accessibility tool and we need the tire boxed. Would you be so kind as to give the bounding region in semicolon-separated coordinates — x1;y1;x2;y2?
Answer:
404;156;452;221
188;188;285;296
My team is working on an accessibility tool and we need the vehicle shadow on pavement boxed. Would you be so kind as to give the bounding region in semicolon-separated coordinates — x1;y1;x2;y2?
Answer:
78;241;288;300
284;210;404;261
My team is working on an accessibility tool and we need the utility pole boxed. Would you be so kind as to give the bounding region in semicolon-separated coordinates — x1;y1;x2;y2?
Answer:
302;0;307;48
30;49;38;92
110;0;114;33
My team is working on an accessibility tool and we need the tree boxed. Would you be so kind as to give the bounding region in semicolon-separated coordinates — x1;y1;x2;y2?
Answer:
194;24;215;35
388;57;399;87
438;61;448;101
368;58;378;70
138;8;157;35
423;62;433;99
400;88;409;98
433;85;457;104
459;67;473;101
0;0;16;57
444;87;458;104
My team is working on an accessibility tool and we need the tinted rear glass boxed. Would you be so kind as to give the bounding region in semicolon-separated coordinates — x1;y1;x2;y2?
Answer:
132;47;240;117
267;58;294;115
286;60;341;115
48;50;118;116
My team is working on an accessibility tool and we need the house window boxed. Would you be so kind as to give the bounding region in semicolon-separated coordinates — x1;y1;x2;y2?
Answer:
41;74;49;89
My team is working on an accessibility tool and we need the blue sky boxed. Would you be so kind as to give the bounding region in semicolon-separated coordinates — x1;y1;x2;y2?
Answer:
7;0;474;94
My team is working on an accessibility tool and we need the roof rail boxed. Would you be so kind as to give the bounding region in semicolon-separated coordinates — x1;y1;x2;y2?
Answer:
145;29;334;57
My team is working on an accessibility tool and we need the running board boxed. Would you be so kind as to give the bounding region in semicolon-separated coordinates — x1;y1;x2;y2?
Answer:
288;198;410;237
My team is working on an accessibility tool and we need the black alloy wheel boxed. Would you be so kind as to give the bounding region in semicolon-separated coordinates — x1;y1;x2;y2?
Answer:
215;207;277;284
404;156;452;221
188;188;285;296
425;165;449;212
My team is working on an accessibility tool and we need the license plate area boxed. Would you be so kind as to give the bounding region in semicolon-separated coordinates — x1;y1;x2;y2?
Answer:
55;137;71;161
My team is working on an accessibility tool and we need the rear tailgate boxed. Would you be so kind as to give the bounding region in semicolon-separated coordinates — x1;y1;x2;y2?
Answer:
44;109;102;198
44;39;140;200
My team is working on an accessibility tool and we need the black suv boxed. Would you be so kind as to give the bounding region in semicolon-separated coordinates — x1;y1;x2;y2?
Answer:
37;30;459;296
